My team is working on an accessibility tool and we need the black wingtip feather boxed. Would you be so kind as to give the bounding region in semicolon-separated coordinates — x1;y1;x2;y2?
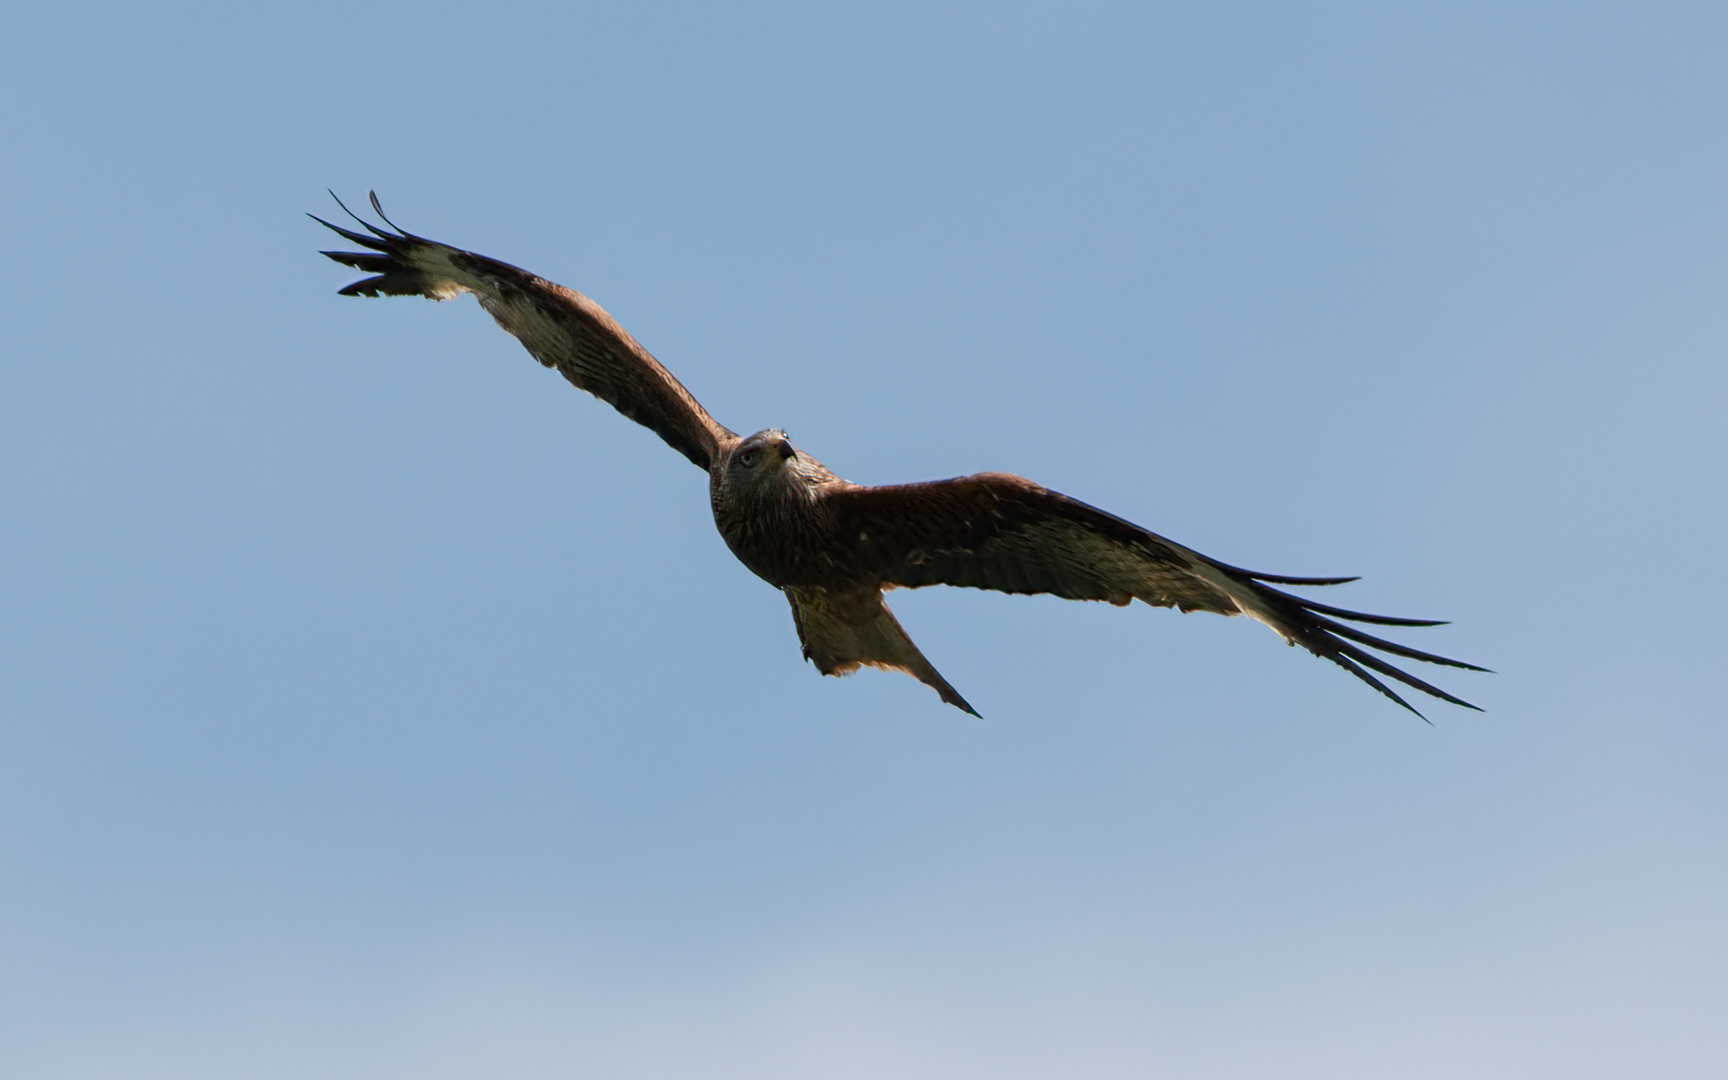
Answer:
1222;569;1486;717
320;251;397;274
367;190;415;238
1287;595;1451;628
327;190;395;242
1332;637;1482;712
313;197;437;298
335;272;439;298
336;278;387;297
1208;559;1360;586
308;213;395;252
1307;613;1491;673
1328;651;1433;722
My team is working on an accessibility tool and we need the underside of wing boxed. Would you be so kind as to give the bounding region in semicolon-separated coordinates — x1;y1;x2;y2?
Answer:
313;192;735;469
823;474;1485;717
825;475;1241;609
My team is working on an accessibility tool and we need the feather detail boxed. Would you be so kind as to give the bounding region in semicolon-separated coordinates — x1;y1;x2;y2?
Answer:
817;474;1482;717
314;192;735;469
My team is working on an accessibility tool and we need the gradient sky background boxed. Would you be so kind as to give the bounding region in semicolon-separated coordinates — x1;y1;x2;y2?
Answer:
4;2;1725;1077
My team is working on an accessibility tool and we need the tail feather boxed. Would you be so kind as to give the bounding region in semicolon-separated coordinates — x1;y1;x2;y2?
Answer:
785;585;981;717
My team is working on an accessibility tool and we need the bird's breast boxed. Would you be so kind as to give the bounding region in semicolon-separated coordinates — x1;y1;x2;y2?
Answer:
710;485;853;589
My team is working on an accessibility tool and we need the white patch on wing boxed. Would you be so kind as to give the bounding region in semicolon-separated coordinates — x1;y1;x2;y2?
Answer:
1183;558;1294;642
476;288;587;380
403;242;478;301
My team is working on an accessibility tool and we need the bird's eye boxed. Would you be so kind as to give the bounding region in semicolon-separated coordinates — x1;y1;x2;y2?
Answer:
739;449;761;468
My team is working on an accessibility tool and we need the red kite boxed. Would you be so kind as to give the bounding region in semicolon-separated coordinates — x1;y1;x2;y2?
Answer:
316;194;1484;718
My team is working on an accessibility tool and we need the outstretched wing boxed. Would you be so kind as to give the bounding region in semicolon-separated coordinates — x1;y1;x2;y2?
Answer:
822;473;1485;717
313;192;735;470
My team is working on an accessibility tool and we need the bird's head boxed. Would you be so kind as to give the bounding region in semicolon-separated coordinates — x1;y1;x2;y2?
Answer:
720;429;836;503
734;429;797;472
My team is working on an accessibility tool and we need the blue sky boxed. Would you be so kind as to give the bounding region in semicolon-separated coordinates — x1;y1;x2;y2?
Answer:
3;1;1725;1076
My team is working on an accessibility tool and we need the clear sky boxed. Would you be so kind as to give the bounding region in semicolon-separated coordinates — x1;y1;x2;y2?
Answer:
3;1;1725;1076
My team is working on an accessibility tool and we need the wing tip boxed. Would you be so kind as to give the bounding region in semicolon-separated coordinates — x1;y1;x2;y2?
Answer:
1227;571;1487;717
314;193;454;299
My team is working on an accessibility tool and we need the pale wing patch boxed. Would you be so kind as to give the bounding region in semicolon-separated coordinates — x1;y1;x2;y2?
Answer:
400;241;480;301
984;520;1240;614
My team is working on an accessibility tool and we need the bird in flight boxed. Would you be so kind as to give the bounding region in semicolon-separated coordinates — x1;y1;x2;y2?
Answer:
314;193;1483;718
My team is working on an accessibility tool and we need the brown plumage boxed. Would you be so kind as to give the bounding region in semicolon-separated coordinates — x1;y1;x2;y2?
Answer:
315;193;1486;719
